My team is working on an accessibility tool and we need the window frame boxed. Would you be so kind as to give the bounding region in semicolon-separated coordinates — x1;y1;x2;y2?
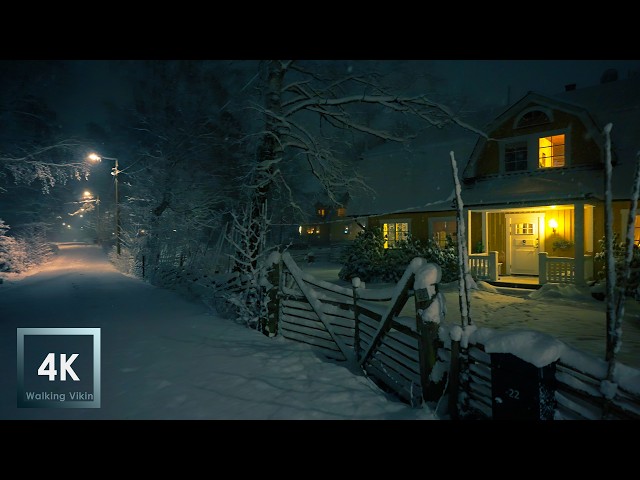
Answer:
500;128;570;174
428;216;458;248
382;218;411;249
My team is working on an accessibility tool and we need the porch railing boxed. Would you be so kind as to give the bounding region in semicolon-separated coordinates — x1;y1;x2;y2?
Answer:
468;251;500;281
538;252;594;285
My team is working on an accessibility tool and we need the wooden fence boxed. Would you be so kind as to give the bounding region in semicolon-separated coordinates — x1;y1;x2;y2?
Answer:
210;252;640;419
277;252;442;406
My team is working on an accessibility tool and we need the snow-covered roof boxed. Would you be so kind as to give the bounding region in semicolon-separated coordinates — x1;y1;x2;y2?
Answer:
348;108;499;216
349;77;640;216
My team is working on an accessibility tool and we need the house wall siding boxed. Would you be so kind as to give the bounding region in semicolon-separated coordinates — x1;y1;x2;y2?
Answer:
475;105;601;176
368;211;456;244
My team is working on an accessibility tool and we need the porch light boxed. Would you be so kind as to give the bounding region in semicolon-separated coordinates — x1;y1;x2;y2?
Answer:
549;218;558;234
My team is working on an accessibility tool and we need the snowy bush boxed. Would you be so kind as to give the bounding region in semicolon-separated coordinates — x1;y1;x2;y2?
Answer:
339;228;459;283
594;234;640;298
0;219;54;273
338;226;386;282
0;219;24;272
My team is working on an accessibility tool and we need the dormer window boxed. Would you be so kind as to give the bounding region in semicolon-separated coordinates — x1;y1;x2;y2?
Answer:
516;109;552;128
502;131;568;173
538;134;565;168
505;141;528;172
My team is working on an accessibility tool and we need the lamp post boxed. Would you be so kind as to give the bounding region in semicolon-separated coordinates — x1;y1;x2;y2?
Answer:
87;153;121;255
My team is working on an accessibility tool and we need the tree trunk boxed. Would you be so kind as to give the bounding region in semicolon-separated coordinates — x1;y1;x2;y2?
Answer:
246;61;285;271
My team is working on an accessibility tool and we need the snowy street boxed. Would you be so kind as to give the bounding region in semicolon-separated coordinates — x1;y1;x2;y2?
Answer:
0;244;436;420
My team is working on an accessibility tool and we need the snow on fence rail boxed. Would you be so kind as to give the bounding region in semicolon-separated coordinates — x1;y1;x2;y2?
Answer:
435;325;640;420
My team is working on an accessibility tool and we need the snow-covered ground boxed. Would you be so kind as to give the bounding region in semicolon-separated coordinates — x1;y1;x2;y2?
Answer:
301;261;640;370
0;244;436;420
2;244;639;420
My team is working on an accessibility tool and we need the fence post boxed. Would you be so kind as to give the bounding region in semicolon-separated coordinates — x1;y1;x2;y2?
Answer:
538;252;548;285
415;263;444;402
352;277;361;363
448;338;461;419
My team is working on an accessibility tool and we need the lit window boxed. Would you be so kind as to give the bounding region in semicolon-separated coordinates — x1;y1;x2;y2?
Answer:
635;216;640;245
539;134;565;168
431;219;457;248
344;226;349;234
505;142;528;172
514;223;534;235
383;222;409;249
317;208;326;217
306;227;315;234
336;207;346;217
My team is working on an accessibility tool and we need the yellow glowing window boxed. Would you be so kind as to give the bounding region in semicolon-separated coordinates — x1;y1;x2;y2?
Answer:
317;208;326;217
514;223;534;235
336;207;346;217
635;216;640;245
383;222;409;249
539;134;565;168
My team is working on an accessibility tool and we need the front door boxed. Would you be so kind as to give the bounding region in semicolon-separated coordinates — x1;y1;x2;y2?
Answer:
508;213;544;275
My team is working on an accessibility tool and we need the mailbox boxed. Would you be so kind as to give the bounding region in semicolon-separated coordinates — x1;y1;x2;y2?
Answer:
490;352;556;420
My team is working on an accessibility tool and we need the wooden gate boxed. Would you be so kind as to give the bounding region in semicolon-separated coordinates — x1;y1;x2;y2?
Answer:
278;253;443;406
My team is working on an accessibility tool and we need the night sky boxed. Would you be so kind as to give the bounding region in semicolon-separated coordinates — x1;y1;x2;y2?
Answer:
2;59;640;233
44;60;640;134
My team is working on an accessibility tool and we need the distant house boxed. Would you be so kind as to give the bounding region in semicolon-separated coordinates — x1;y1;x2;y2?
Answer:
299;201;367;246
323;75;640;286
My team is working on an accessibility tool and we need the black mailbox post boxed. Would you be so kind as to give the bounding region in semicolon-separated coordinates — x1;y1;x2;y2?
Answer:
490;352;556;420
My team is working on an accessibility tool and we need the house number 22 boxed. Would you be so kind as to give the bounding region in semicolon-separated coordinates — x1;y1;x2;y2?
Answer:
506;388;520;399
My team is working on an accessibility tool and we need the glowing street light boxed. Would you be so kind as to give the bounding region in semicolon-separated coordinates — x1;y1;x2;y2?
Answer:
87;152;121;255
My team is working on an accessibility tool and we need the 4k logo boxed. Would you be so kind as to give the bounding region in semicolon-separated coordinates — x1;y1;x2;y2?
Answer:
17;328;100;409
38;353;81;381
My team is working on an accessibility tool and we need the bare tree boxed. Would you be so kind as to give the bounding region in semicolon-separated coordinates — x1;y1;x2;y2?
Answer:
244;60;485;265
0;140;91;193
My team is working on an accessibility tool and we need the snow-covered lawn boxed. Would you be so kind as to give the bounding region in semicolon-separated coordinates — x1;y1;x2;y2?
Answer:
301;261;640;370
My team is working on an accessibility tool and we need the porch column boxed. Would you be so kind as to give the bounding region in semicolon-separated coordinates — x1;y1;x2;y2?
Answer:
574;201;585;286
483;211;489;254
467;208;472;257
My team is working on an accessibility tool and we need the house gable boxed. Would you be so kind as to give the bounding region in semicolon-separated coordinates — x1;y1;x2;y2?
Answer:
465;93;604;180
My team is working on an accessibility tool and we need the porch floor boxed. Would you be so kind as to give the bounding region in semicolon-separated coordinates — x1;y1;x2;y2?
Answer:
486;275;541;290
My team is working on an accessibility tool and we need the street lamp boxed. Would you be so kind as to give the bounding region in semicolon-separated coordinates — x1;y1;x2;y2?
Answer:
87;153;121;255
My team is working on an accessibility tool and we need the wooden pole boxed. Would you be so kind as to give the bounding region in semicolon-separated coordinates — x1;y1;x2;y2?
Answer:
352;278;361;363
448;339;461;419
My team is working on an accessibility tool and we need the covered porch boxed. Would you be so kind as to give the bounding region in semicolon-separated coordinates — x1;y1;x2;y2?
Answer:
465;201;597;286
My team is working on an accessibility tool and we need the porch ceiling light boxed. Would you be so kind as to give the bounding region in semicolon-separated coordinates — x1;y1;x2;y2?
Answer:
549;218;558;234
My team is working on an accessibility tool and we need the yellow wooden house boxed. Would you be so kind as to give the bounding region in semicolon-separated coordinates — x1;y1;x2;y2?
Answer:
352;75;640;286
